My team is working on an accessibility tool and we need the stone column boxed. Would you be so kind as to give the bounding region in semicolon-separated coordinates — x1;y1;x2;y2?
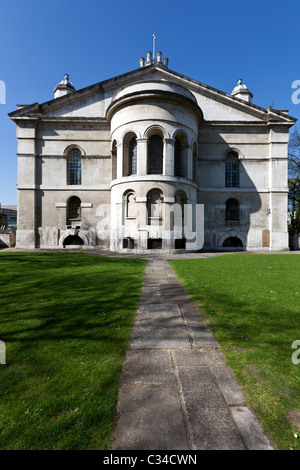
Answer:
16;120;38;248
116;143;123;179
136;197;148;249
163;196;175;250
186;145;193;180
136;138;148;175
164;138;175;176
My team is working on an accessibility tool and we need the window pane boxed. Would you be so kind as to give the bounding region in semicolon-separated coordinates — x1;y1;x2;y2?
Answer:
148;135;163;174
225;199;239;222
129;138;137;175
225;152;239;187
68;149;82;185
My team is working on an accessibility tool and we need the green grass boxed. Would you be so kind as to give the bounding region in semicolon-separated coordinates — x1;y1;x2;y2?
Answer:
169;254;300;450
0;252;146;450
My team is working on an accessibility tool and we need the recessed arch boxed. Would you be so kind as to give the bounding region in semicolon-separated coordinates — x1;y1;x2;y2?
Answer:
111;139;117;180
123;189;136;220
147;188;163;225
225;198;240;224
147;134;163;175
59;229;89;248
63;235;84;247
123;132;137;177
218;231;246;251
66;196;81;224
63;144;86;157
222;236;243;249
173;132;188;178
143;124;168;139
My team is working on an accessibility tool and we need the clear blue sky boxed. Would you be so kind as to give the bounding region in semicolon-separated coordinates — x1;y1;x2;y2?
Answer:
1;0;300;204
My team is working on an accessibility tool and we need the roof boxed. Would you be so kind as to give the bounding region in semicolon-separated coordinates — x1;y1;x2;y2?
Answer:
8;62;297;126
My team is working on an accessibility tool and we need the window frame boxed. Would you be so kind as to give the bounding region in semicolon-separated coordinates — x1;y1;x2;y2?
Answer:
225;198;240;225
225;151;239;188
67;148;82;185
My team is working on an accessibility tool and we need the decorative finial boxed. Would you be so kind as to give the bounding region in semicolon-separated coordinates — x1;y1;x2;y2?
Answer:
238;78;242;85
64;74;69;81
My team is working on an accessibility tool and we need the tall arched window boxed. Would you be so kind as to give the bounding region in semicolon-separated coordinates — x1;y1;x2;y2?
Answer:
123;134;137;176
67;196;81;224
225;151;239;187
147;135;163;174
129;137;137;175
147;189;163;225
111;140;117;180
174;138;182;177
225;198;239;224
124;190;136;220
67;149;82;185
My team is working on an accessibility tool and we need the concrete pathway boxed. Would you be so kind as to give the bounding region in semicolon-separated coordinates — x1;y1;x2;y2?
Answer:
111;259;274;450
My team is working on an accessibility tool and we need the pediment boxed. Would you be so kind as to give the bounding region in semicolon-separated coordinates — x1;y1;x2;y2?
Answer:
9;64;296;126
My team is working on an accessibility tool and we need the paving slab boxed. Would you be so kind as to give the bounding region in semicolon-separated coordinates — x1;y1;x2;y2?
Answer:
111;387;190;450
121;350;176;386
173;348;225;367
187;322;220;347
130;322;191;349
177;366;245;450
211;366;245;406
230;406;274;450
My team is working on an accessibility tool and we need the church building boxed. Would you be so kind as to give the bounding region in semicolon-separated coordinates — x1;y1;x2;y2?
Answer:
9;51;296;252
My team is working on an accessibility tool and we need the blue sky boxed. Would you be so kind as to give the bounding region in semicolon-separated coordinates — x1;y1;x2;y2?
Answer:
1;0;300;204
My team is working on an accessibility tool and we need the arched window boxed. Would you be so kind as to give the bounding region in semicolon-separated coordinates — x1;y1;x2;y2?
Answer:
148;135;163;174
225;198;239;224
67;196;81;224
112;140;117;180
123;134;137;176
67;149;82;185
124;191;136;219
174;138;182;177
225;151;239;187
129;138;137;175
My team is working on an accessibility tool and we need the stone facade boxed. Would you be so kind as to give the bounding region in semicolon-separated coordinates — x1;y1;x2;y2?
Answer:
9;53;296;252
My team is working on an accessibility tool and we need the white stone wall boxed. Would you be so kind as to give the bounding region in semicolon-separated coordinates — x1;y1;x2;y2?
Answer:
11;65;293;251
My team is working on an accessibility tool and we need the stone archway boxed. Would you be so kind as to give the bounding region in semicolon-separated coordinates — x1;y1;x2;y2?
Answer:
59;229;89;248
222;236;244;251
63;234;84;247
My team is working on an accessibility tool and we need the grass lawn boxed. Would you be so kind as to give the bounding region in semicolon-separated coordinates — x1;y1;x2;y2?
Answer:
0;252;146;450
169;254;300;451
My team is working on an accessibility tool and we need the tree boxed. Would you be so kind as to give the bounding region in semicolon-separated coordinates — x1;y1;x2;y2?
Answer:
289;127;300;178
288;127;300;233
